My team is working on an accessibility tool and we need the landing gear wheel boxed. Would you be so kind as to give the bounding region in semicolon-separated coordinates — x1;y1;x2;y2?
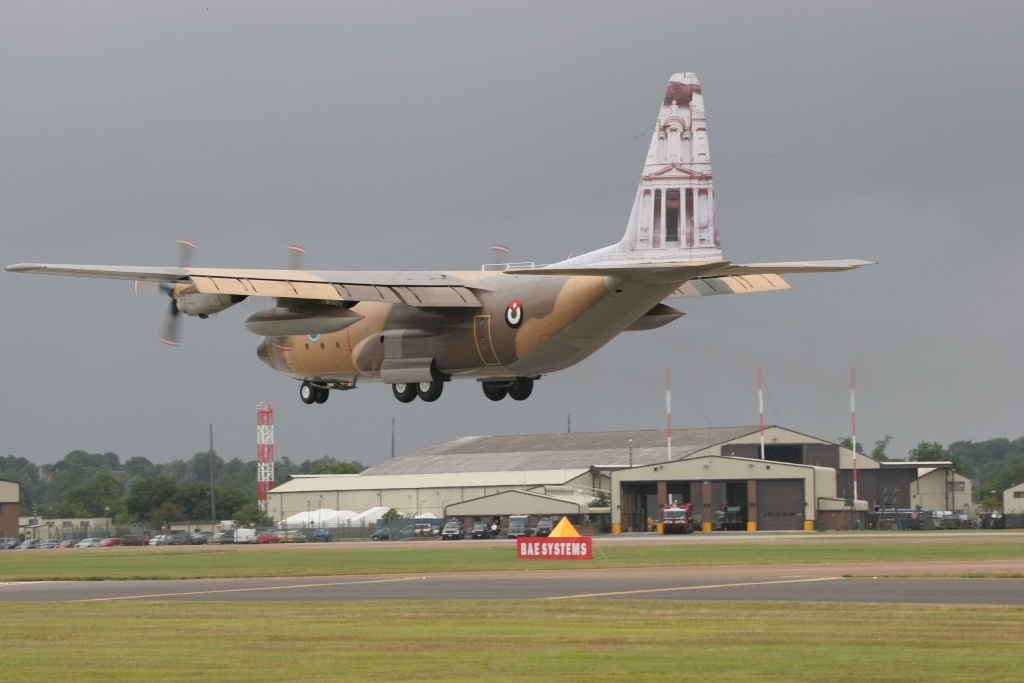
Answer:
300;381;317;404
416;380;443;402
314;387;329;404
508;377;534;401
482;382;508;401
392;383;417;403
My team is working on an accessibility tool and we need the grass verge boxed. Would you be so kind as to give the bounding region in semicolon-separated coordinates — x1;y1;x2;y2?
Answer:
1;536;1021;582
1;600;1021;682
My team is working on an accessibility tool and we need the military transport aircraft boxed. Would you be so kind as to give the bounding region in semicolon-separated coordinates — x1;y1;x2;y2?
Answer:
6;73;870;406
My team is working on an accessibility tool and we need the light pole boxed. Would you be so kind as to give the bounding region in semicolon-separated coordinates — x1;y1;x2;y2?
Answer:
307;500;311;536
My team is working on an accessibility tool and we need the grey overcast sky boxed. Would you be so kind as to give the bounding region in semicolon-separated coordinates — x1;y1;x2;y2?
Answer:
2;2;1021;468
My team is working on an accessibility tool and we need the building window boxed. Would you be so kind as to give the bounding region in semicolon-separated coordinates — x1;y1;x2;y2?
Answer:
947;481;965;492
1014;491;1024;499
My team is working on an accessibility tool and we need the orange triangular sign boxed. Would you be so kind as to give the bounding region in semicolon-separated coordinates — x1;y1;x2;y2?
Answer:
548;516;580;538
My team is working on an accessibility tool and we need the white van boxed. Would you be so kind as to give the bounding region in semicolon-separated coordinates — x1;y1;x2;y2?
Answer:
233;528;256;544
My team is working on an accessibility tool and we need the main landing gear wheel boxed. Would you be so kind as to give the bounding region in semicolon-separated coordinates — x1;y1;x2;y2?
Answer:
416;380;443;402
508;377;534;401
300;381;328;405
392;383;417;403
482;382;508;401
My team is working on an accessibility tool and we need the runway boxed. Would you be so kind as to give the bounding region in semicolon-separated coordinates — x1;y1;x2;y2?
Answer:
3;559;1021;604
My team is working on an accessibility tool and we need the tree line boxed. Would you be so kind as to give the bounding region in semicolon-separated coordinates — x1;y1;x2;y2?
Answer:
0;450;362;528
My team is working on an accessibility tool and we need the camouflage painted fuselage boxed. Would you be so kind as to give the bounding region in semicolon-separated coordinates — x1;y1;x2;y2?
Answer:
256;269;679;385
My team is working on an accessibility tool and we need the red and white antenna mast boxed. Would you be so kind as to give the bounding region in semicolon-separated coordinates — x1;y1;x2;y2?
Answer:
256;402;276;513
850;369;858;502
758;368;765;460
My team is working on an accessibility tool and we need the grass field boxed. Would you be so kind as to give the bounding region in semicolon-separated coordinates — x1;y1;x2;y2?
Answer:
2;536;1022;681
1;600;1021;682
1;534;1021;582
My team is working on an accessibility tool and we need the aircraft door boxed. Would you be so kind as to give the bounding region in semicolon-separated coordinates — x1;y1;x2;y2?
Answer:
473;315;501;366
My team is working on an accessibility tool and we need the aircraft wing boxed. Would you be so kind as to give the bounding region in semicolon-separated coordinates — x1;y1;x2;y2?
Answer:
4;264;487;307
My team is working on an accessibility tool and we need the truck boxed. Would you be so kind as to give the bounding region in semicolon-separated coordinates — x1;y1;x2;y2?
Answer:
661;503;695;534
507;515;533;539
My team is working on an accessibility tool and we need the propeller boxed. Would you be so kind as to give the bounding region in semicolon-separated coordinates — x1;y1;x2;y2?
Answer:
157;239;198;346
287;244;307;270
490;244;510;269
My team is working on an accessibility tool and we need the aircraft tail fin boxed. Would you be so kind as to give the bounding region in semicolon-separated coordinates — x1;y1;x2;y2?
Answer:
556;73;721;267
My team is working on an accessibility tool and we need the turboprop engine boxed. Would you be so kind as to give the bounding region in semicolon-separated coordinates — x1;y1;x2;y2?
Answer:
170;285;248;318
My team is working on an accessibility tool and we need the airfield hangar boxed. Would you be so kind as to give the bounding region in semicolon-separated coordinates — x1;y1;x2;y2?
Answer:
0;477;21;538
266;426;972;532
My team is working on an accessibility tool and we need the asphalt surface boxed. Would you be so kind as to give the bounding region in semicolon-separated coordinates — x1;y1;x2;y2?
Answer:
2;538;1022;604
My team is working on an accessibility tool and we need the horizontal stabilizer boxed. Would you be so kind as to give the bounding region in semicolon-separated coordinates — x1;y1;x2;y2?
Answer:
716;259;875;275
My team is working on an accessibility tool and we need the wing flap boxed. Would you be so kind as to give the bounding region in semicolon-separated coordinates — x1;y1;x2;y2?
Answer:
668;273;790;299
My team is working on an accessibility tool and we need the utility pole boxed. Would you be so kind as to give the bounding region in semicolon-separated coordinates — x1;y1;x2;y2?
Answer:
209;424;216;524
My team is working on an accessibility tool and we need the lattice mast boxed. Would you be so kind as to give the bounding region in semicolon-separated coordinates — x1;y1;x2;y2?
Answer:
256;402;275;512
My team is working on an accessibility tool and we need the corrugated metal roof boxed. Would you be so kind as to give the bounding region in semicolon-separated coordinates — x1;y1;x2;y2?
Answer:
271;470;591;493
362;426;760;476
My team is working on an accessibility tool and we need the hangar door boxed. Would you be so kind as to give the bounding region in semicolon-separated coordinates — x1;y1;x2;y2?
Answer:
757;479;805;531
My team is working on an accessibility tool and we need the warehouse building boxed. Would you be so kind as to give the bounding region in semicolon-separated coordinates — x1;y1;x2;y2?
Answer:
267;425;968;532
0;478;20;538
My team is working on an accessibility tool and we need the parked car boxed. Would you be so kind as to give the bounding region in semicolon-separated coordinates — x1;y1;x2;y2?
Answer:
212;531;233;544
274;530;306;543
313;528;332;542
166;532;191;546
121;534;148;547
76;537;103;548
189;532;211;545
0;537;19;549
191;531;213;545
255;531;280;544
148;535;167;546
370;527;390;541
441;522;465;540
18;539;43;549
97;537;123;547
535;517;558;537
58;540;76;548
471;521;491;539
413;524;438;537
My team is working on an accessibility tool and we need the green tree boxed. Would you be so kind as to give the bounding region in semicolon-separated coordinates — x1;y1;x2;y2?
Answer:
173;482;215;520
148;502;186;530
310;460;364;475
125;476;178;521
908;441;949;461
62;472;125;517
382;508;403;522
233;502;273;529
871;435;893;461
215;487;250;520
838;437;864;454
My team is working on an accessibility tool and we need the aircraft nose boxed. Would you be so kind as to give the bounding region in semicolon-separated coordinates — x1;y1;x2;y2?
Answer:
256;337;272;366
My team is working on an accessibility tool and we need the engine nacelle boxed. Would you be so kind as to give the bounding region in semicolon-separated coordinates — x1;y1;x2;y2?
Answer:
244;304;363;336
175;291;247;318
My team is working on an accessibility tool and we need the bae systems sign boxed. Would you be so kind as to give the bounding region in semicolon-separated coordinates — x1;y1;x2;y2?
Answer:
515;517;593;559
516;537;593;560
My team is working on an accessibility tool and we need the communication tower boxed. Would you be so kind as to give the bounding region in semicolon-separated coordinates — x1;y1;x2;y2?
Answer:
256;402;275;512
